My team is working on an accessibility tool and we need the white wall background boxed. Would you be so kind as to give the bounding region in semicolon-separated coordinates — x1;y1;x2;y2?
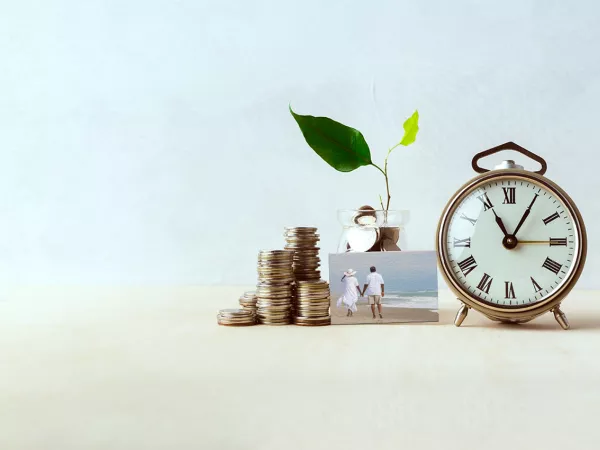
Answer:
0;0;599;287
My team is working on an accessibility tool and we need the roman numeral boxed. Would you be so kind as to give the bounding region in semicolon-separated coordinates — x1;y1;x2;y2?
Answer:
453;237;471;248
476;273;493;294
457;255;477;277
505;282;516;299
542;257;562;274
550;237;567;246
531;277;543;293
477;193;494;211
543;212;560;225
460;213;477;226
502;187;516;204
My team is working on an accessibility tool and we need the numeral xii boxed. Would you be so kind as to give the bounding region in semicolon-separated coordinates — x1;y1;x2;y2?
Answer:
502;187;516;204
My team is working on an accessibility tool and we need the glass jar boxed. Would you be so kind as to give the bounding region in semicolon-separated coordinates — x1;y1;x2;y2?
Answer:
337;209;410;253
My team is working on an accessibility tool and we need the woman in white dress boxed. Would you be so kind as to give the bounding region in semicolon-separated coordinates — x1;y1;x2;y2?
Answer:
337;269;361;317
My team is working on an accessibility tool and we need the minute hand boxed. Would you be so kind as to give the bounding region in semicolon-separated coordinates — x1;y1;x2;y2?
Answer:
513;194;539;236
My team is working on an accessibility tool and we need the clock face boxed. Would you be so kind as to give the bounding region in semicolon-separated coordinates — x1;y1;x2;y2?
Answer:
442;174;581;308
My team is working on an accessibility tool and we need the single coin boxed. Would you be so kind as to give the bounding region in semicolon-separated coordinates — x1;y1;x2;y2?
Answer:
218;308;253;318
296;301;331;306
217;319;256;326
297;280;328;285
294;316;331;321
293;319;331;326
257;315;292;321
256;298;293;304
295;308;330;314
217;313;256;321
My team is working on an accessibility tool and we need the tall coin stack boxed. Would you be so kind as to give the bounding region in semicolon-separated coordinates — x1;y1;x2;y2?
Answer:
284;227;321;282
294;280;332;326
256;250;295;325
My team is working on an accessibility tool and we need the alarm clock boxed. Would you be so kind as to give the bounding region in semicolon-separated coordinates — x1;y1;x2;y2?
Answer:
436;142;587;329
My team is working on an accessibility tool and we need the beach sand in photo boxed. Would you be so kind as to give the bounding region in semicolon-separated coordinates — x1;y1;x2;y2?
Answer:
330;297;439;325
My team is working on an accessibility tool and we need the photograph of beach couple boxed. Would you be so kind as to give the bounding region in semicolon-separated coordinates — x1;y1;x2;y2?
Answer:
329;251;438;325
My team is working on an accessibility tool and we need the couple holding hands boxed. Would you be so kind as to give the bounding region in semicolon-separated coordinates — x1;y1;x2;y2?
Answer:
338;266;385;319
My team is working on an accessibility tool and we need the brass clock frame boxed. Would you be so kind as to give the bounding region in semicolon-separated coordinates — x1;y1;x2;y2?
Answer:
436;168;587;329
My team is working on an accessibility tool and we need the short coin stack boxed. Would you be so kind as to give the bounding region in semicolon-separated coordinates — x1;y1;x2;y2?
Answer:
284;227;321;282
256;250;295;325
293;280;332;326
238;291;257;314
217;308;256;327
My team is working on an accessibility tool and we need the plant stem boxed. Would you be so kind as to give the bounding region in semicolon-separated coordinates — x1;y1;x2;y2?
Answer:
371;163;391;212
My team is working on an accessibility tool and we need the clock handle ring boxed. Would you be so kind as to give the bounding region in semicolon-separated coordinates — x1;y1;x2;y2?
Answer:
472;142;547;176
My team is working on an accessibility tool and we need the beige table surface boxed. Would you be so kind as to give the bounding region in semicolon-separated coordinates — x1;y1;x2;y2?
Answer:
2;287;600;450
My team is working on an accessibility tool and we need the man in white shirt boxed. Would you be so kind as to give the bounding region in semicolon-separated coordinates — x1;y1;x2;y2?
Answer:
362;266;385;319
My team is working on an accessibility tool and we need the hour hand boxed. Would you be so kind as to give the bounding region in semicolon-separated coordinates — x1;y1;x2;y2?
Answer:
492;209;509;237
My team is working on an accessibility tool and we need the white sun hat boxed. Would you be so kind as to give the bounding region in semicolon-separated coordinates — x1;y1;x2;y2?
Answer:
344;269;357;277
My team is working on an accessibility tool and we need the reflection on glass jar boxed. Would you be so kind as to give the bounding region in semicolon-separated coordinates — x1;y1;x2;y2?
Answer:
337;210;410;253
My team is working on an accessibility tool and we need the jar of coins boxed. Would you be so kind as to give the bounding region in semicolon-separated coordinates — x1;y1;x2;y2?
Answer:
337;208;410;252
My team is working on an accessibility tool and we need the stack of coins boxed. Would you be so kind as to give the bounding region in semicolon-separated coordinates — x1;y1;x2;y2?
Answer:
256;250;294;325
217;309;256;326
284;227;321;282
238;291;257;314
293;280;332;326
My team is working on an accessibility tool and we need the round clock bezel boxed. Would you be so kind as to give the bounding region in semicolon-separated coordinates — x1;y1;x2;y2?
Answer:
436;169;587;321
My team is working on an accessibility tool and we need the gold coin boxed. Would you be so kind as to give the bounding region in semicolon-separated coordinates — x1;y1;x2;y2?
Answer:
239;302;257;307
257;315;291;321
217;315;256;323
296;301;331;307
257;280;296;285
294;314;331;320
256;300;292;306
295;311;330;318
257;291;292;296
295;307;330;313
296;291;330;297
217;319;256;326
216;313;256;321
293;318;331;326
256;298;293;304
297;280;327;285
255;288;293;294
217;320;256;326
218;308;253;318
285;237;319;241
294;256;320;262
256;284;293;291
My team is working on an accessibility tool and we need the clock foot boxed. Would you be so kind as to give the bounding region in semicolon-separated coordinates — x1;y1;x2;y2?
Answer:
454;304;469;327
553;306;570;330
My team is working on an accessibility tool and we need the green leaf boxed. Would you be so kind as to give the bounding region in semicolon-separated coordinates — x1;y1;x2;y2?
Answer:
399;110;419;146
289;105;372;172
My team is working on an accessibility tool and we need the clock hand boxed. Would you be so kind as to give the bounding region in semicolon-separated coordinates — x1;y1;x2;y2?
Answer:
492;209;509;237
513;194;539;236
